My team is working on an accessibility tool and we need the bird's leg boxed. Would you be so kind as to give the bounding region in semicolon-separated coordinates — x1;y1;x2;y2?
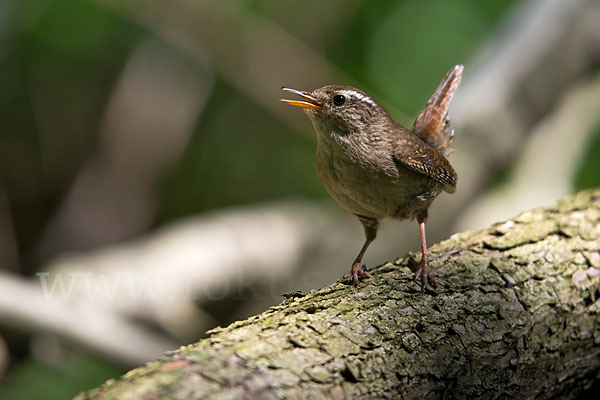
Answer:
413;211;438;293
344;216;378;286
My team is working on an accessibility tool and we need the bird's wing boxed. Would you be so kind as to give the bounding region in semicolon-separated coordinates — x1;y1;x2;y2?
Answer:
412;65;463;155
392;131;457;193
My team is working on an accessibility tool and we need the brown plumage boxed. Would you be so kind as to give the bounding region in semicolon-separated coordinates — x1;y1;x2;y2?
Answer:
281;65;463;292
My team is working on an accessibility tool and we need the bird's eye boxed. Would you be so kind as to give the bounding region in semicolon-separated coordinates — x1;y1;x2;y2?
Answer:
333;95;346;106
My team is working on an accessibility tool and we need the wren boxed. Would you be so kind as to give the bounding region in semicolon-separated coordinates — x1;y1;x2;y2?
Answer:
281;65;463;292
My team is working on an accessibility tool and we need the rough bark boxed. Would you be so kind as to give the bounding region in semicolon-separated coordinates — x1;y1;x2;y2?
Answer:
77;190;600;400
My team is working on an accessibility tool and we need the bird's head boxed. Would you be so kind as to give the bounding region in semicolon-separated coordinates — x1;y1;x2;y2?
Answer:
281;85;389;137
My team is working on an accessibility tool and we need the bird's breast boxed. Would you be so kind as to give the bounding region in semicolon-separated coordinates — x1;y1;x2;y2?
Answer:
314;137;439;220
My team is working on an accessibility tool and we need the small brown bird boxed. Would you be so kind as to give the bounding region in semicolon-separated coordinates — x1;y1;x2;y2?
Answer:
281;65;463;292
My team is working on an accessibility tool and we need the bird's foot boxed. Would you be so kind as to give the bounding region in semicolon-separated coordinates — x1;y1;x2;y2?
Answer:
342;262;371;287
409;256;438;294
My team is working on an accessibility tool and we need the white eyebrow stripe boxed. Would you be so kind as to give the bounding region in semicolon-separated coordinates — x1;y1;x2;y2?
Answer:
342;90;377;107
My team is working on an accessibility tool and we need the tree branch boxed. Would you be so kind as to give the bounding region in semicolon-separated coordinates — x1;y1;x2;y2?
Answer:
77;189;600;399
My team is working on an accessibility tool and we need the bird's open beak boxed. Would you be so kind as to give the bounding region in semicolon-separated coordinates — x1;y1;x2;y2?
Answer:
280;87;323;110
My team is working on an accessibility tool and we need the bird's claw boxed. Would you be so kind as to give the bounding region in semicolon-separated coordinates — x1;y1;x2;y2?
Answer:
342;262;371;287
410;256;438;293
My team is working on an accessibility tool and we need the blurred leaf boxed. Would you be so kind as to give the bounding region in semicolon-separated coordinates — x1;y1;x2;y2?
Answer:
29;0;133;58
366;0;485;114
157;81;324;221
575;125;600;191
0;351;122;400
335;0;516;120
0;0;139;260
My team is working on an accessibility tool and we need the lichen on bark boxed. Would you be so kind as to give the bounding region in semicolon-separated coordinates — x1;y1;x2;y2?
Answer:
77;190;600;399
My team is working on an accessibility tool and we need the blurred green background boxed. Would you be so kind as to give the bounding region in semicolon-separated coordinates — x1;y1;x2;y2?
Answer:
0;0;598;398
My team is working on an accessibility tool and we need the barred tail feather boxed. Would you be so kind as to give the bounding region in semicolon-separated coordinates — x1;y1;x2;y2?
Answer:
412;65;463;156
